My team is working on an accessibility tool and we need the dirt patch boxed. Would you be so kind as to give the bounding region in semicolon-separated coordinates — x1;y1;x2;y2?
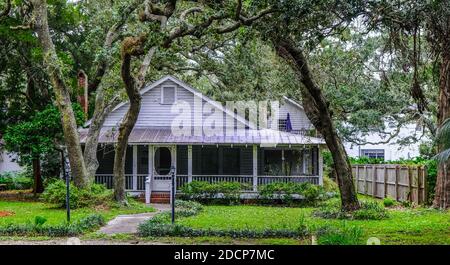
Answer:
0;210;15;217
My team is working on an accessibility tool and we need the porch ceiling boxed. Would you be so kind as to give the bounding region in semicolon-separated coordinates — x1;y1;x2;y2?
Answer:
78;127;325;145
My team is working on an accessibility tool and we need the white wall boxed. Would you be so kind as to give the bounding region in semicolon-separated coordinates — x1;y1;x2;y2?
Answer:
0;151;22;173
344;123;425;160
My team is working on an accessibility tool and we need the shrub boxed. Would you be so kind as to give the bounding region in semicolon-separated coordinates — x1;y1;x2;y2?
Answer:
138;222;307;238
259;182;327;205
0;214;105;237
383;197;396;207
0;171;33;190
313;200;389;220
323;176;338;192
180;181;246;204
41;180;112;209
315;223;364;245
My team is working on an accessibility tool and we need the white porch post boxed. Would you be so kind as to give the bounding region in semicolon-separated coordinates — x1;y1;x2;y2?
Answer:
318;146;324;186
132;145;138;191
252;145;258;192
188;145;193;183
145;145;153;204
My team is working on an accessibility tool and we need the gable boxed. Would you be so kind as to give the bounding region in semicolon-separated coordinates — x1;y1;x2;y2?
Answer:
278;97;313;131
102;76;252;129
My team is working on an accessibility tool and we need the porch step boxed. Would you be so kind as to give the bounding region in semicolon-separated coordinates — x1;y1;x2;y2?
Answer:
151;192;170;204
136;192;171;204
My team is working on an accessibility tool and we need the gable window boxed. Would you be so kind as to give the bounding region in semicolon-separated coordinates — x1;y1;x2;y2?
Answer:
161;86;176;104
360;149;385;159
278;119;287;131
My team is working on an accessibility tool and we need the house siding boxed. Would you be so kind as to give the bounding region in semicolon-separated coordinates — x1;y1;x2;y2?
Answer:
278;99;313;131
103;79;244;129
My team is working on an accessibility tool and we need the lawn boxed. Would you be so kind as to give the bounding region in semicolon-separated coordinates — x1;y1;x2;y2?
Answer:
0;200;155;227
176;203;450;245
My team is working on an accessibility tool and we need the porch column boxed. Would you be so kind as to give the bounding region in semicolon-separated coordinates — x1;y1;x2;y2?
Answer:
188;145;193;183
252;145;258;192
146;145;153;204
318;147;324;186
132;145;138;191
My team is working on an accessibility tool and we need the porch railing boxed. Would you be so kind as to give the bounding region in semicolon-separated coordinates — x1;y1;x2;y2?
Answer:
94;174;147;191
95;174;320;192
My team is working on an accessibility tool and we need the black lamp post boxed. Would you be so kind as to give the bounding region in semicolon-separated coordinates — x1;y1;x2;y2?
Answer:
170;165;176;224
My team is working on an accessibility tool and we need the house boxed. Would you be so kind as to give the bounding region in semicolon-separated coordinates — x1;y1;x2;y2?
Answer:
79;75;325;203
344;123;426;160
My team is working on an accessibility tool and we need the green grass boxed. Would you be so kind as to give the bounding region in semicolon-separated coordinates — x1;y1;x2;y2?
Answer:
177;203;450;245
0;200;155;227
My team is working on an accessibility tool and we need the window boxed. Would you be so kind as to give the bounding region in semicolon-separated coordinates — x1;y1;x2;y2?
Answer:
278;119;287;131
360;149;385;159
161;86;176;104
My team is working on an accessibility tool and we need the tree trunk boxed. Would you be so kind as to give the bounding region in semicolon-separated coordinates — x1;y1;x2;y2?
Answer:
31;0;89;188
84;88;119;178
434;51;450;209
32;158;44;194
274;38;359;211
113;38;144;203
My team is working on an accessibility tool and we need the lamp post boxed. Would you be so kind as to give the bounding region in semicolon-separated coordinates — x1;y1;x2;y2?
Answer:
170;166;176;224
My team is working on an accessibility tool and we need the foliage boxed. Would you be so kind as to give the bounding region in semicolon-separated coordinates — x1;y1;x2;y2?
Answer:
0;171;33;190
313;200;389;220
323;176;339;193
0;214;105;237
383;197;396;207
180;181;247;204
258;182;330;205
41;180;112;209
314;222;364;245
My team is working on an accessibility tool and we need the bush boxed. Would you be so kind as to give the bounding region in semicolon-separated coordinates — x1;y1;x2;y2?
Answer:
383;197;396;207
0;214;105;237
313;200;389;220
0;171;33;190
258;182;327;205
315;223;364;245
41;180;112;209
323;176;338;192
180;181;247;204
138;222;307;238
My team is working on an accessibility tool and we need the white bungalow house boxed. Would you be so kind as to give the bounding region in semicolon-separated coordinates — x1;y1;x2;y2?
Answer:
79;76;325;203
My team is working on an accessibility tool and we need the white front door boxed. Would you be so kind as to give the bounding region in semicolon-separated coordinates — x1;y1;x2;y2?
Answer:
152;145;176;191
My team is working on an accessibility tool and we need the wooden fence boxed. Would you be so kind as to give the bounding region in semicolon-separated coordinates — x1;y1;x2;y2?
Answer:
351;164;427;204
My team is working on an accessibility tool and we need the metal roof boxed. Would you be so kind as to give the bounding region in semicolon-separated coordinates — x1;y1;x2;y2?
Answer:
79;127;325;145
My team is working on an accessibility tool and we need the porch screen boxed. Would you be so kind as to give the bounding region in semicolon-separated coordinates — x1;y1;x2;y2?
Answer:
192;146;247;175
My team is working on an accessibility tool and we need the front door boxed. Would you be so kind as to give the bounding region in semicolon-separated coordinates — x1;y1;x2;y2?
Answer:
152;146;176;191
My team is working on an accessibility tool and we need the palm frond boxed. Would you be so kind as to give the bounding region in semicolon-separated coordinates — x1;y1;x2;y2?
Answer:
433;148;450;164
436;118;450;149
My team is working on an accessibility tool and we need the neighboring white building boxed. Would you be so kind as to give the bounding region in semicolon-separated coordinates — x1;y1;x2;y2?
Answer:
344;123;426;161
0;150;22;174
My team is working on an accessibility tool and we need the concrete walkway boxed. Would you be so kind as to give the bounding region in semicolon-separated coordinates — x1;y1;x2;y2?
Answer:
98;204;170;235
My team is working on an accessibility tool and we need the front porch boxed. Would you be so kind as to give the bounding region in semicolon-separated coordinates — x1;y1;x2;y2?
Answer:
94;144;324;202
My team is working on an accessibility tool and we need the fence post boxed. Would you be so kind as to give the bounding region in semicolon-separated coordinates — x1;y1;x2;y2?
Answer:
355;166;359;193
383;165;388;198
423;166;428;204
372;165;377;198
395;165;399;201
408;166;413;203
364;165;368;195
417;166;422;204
